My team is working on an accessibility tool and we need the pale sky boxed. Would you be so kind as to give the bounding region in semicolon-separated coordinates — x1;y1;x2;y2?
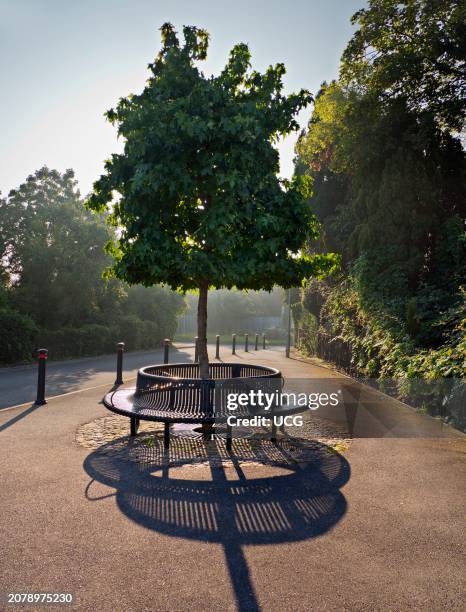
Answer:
0;0;363;197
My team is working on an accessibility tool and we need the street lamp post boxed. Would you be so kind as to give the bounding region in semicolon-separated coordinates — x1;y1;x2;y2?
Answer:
286;288;291;358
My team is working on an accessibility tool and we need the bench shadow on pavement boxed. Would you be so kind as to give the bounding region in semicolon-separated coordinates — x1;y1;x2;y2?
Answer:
84;436;350;611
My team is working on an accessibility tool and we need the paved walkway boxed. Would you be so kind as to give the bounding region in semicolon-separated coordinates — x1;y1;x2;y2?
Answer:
0;346;464;611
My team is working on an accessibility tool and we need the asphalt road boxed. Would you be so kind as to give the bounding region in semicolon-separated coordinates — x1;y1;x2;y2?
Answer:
0;344;195;410
0;343;286;410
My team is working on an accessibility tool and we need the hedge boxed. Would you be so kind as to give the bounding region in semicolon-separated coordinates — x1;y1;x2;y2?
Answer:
0;309;38;364
1;315;168;364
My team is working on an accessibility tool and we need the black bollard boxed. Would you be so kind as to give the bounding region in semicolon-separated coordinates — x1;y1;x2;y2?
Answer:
163;338;171;364
194;336;199;363
215;335;220;359
35;348;48;405
115;342;125;385
232;333;236;355
245;333;249;352
255;333;259;351
262;333;266;349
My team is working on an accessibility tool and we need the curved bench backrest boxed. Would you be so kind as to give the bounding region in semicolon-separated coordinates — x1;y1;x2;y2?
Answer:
134;362;282;418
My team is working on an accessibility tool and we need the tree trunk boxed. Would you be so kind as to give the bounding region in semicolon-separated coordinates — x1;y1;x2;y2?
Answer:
197;280;209;379
197;280;212;437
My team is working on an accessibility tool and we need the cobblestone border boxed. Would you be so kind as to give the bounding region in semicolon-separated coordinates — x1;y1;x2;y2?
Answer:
76;413;351;467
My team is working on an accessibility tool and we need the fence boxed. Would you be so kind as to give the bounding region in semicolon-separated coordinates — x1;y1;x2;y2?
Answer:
176;314;282;335
296;328;355;376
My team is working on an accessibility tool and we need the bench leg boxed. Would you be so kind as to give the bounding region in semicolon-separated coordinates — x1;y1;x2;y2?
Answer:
130;416;139;436
164;422;170;449
226;423;232;452
271;420;277;444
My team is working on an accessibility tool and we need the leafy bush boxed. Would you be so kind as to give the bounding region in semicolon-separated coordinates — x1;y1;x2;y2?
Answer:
295;311;318;355
296;278;465;430
263;327;286;341
34;316;167;361
38;324;113;359
0;309;38;364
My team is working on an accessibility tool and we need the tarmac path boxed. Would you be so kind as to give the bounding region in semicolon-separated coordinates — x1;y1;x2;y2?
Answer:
0;345;464;611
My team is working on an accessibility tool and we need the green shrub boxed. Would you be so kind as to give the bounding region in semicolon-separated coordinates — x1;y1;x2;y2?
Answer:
114;315;144;352
296;279;466;431
0;309;38;364
78;324;114;356
35;318;165;360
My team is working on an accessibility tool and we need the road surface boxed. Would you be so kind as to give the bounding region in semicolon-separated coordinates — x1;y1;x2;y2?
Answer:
0;344;194;409
0;343;286;410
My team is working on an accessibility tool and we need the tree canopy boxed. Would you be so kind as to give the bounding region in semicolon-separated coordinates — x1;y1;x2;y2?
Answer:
341;0;466;132
0;167;184;364
87;23;338;375
1;167;114;329
296;82;464;337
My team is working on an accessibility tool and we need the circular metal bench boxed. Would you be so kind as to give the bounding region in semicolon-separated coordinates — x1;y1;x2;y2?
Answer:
103;362;302;449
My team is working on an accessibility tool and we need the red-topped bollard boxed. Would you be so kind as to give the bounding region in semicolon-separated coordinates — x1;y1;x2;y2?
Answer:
163;338;171;364
35;348;48;405
115;342;125;385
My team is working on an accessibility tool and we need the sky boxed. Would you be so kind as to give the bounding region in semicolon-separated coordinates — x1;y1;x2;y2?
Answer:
0;0;364;197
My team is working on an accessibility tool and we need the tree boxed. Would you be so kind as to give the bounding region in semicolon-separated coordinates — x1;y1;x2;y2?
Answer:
123;284;185;339
0;167;117;329
341;0;466;133
87;23;338;377
296;80;465;341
